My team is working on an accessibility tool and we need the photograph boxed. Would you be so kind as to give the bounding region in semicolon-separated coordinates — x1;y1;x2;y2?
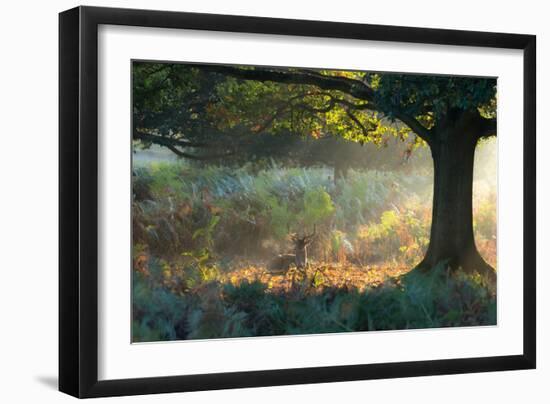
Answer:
0;0;540;401
131;61;498;342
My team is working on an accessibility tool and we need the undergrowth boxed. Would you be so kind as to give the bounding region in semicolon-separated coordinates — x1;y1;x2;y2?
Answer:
131;161;497;342
132;260;496;342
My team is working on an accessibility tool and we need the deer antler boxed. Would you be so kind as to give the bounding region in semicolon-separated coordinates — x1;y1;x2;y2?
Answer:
288;222;298;242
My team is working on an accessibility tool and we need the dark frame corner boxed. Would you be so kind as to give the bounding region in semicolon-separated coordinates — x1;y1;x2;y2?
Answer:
59;5;536;398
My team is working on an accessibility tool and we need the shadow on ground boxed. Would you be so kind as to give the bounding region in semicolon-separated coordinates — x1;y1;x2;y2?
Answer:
35;375;58;390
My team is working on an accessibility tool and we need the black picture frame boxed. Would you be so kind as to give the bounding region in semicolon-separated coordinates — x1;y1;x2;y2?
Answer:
59;5;536;398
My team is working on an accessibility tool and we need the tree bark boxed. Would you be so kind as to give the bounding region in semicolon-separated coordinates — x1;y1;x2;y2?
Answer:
417;117;495;282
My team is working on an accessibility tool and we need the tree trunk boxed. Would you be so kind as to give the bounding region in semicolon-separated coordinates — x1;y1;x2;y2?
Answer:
417;123;495;281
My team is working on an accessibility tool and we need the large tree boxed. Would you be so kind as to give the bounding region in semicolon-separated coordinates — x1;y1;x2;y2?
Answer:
133;62;496;280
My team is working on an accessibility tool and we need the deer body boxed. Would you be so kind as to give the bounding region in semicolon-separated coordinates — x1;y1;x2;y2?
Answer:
268;253;299;273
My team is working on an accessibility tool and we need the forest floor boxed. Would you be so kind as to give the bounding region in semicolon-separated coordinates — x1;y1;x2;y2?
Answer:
222;261;410;293
133;255;496;342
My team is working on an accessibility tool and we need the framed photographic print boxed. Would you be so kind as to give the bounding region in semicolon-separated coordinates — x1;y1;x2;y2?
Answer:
59;6;536;398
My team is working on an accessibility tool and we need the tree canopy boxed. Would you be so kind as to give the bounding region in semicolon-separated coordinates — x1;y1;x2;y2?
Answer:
133;62;496;162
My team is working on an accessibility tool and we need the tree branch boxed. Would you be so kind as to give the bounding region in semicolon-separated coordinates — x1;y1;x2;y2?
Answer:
392;112;433;144
200;65;434;144
252;93;339;133
335;98;373;111
199;65;375;102
164;145;235;161
202;64;436;142
135;129;236;161
344;108;370;138
295;97;337;114
133;130;210;149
